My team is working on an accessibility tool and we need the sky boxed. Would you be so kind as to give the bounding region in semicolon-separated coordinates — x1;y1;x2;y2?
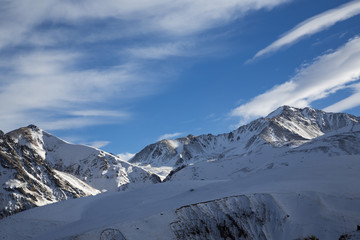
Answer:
1;0;360;158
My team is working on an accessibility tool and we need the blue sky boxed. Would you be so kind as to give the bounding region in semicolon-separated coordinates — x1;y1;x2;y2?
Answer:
1;0;360;158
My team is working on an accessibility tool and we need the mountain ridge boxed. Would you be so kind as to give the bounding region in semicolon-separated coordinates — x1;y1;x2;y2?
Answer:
0;105;359;239
130;105;360;178
0;124;160;218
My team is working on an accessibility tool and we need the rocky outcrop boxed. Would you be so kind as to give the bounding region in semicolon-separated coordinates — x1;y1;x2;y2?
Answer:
0;125;160;218
0;127;100;218
171;194;288;240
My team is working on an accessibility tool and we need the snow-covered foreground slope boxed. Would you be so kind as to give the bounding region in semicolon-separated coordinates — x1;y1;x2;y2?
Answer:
0;125;160;218
1;152;359;239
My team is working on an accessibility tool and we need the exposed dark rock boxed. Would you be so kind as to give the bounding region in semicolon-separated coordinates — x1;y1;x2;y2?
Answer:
171;194;288;240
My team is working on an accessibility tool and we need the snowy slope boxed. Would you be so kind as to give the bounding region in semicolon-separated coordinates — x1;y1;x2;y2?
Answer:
0;106;359;239
0;125;160;218
130;106;360;178
39;127;161;191
0;154;359;240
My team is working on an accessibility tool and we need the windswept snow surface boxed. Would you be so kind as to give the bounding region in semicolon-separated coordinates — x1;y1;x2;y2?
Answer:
0;153;359;240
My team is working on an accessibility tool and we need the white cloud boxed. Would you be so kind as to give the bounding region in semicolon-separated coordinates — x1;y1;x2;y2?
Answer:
251;0;360;60
0;0;292;132
117;152;136;161
89;141;111;149
0;50;152;132
157;132;184;141
0;0;293;50
126;42;195;60
323;83;360;112
232;36;360;123
152;0;292;36
0;1;53;50
69;110;130;118
52;135;110;149
36;118;117;131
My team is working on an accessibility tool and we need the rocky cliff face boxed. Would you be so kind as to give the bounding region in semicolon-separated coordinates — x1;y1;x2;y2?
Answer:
171;194;288;240
0;126;100;218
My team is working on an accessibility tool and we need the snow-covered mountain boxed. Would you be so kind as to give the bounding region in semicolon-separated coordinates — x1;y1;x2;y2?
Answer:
1;153;359;240
0;106;359;240
0;125;160;218
36;125;161;191
130;106;360;178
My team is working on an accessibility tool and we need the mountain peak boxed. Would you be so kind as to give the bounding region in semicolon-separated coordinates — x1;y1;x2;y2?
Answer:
265;105;327;119
265;105;293;118
27;124;41;131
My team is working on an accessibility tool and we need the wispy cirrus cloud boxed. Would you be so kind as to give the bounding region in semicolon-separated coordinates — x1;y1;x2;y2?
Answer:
69;110;130;118
157;132;184;141
0;50;150;132
0;0;294;50
89;141;111;149
54;134;111;149
0;0;293;132
125;42;195;60
232;36;360;123
117;152;136;161
324;83;360;113
251;0;360;61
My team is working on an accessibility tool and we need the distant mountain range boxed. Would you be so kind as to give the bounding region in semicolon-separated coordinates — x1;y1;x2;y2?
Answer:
0;106;359;240
130;105;360;178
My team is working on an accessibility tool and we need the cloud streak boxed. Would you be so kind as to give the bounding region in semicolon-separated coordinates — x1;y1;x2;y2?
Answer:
0;50;150;132
89;141;111;149
126;42;196;60
157;132;184;141
0;0;293;50
0;0;292;132
323;83;360;113
251;0;360;60
117;152;136;161
232;36;360;123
